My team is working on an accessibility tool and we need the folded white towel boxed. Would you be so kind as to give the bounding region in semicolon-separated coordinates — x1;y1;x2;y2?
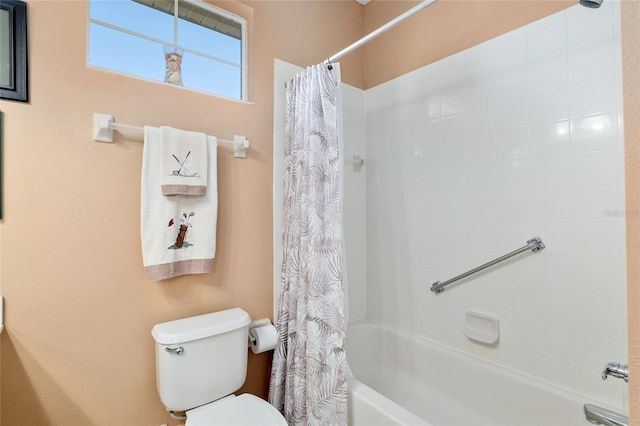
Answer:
160;126;209;196
141;126;218;281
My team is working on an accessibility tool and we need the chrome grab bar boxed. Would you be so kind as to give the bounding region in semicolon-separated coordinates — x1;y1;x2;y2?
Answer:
430;237;545;294
584;404;628;426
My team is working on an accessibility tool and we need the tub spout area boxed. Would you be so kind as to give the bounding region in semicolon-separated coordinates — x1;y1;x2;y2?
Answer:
584;404;628;426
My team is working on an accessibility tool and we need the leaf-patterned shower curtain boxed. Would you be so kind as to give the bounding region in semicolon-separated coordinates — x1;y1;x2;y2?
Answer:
269;63;348;426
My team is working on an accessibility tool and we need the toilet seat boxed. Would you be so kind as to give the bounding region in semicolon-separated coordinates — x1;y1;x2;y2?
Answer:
186;393;287;426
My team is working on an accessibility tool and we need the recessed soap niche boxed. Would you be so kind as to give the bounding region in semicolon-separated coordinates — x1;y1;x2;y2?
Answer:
463;310;499;345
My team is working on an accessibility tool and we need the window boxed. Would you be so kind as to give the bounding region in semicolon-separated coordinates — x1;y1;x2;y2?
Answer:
88;0;246;100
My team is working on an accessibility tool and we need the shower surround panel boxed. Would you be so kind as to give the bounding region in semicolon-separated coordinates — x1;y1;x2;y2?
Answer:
362;2;626;410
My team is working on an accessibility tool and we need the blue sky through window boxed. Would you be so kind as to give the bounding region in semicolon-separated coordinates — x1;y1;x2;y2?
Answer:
88;0;243;99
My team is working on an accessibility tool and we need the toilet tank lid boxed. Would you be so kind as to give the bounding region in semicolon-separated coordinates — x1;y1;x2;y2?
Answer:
152;308;252;345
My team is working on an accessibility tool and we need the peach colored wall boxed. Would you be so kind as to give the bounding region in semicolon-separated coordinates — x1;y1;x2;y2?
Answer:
622;1;640;424
1;0;635;424
362;0;575;89
0;1;362;425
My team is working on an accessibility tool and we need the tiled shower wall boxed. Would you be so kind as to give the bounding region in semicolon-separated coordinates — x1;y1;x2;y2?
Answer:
359;2;627;409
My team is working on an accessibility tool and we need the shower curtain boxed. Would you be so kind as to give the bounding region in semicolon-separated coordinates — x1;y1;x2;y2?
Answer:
269;63;348;426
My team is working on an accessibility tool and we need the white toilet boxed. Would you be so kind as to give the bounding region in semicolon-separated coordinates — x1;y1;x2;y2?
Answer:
151;308;287;425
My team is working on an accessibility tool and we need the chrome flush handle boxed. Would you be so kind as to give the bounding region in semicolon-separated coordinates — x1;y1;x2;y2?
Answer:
165;346;184;355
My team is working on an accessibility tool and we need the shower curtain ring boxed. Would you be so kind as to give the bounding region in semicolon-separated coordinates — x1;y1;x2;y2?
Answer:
325;58;333;70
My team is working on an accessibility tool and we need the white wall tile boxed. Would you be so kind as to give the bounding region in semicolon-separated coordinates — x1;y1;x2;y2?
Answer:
528;54;568;96
568;40;617;117
464;40;495;82
499;342;536;376
573;257;625;298
531;254;575;291
415;136;441;169
566;2;615;51
533;319;577;360
530;154;576;189
528;54;570;123
361;2;626;410
574;292;625;335
441;193;470;220
439;115;467;168
533;287;574;325
499;282;534;315
467;133;496;165
431;52;468;91
494;30;528;74
530;120;571;157
572;187;625;224
571;222;623;260
612;0;621;38
572;149;623;188
494;67;530;131
466;163;499;192
496;128;530;162
495;190;533;222
475;222;534;255
342;84;368;323
467;191;499;220
496;159;532;190
499;310;536;345
465;107;495;137
573;327;627;369
464;337;501;363
527;13;568;64
441;88;468;117
534;351;576;391
613;36;624;112
571;112;619;152
528;188;577;222
439;166;468;193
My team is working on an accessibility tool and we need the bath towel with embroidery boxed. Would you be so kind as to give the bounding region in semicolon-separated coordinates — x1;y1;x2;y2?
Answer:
141;126;218;281
160;126;209;196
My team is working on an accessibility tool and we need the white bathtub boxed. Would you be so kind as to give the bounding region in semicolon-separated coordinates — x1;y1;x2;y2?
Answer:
346;320;621;426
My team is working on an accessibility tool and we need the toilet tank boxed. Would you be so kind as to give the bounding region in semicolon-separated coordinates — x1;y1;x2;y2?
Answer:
151;308;252;412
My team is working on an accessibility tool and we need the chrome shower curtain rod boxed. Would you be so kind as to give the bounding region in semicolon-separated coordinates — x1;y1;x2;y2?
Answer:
323;0;438;65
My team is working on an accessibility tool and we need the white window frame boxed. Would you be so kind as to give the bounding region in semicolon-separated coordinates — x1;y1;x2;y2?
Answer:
88;0;248;101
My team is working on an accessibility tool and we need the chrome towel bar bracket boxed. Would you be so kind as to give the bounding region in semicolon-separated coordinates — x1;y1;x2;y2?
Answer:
430;237;545;294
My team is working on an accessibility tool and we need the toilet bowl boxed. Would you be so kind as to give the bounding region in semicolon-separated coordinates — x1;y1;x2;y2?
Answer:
186;394;285;426
151;308;286;425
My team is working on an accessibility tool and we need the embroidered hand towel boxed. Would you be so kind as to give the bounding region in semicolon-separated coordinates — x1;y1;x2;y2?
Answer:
160;126;210;196
142;126;218;281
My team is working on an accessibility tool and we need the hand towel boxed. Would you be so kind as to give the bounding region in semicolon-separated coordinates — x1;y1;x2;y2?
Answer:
160;126;209;196
142;126;218;281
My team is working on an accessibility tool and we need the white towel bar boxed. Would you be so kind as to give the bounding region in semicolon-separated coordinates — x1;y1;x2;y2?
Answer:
92;113;249;158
